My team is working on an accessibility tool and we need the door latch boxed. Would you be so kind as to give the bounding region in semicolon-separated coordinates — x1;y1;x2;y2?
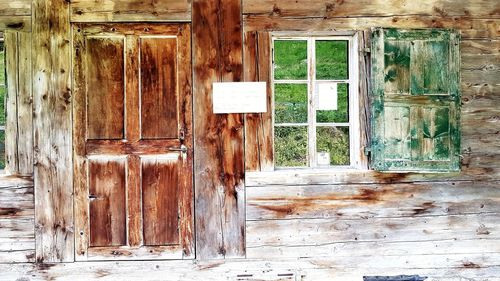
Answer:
168;144;188;153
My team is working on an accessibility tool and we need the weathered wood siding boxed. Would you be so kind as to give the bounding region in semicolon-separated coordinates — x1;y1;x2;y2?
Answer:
70;0;191;22
0;0;31;31
193;0;246;258
4;31;33;176
242;0;500;278
32;0;73;262
0;177;34;263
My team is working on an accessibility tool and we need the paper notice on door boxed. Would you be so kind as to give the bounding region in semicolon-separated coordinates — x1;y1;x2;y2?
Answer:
317;83;338;111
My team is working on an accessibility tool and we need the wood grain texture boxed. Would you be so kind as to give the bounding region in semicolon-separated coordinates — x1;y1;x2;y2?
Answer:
193;0;246;259
0;16;31;32
16;32;33;175
2;258;500;280
142;158;179;246
32;0;73;262
5;31;19;174
71;0;191;22
243;31;273;172
140;37;178;139
0;0;31;16
86;36;125;140
243;0;500;18
0;177;34;263
3;31;34;176
243;16;499;39
88;158;127;247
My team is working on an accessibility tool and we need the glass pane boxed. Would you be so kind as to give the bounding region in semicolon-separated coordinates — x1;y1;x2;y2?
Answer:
316;40;348;80
275;84;308;124
275;127;308;167
316;127;350;166
274;40;307;80
316;83;349;123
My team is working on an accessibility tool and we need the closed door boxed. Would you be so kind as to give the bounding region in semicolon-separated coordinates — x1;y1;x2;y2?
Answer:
73;23;193;261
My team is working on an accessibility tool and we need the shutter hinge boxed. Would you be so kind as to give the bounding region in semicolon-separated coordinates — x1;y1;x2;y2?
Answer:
364;147;372;156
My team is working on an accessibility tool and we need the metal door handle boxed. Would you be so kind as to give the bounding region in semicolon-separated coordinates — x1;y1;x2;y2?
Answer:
168;145;188;153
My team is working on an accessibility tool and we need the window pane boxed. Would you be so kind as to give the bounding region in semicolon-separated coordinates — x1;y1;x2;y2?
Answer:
316;40;348;80
316;127;350;166
275;83;308;124
274;40;307;80
275;127;308;167
316;83;349;123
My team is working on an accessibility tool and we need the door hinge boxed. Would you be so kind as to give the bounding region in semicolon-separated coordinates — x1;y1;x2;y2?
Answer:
364;147;372;156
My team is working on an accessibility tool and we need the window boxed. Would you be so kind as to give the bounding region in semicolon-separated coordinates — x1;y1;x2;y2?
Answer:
272;34;362;169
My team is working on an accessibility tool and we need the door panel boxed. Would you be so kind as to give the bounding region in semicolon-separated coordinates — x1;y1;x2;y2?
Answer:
88;157;127;247
140;37;179;139
73;23;193;261
85;36;125;140
141;155;180;246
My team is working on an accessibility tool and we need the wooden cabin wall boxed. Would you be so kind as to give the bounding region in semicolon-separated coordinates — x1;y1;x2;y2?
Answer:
242;0;500;273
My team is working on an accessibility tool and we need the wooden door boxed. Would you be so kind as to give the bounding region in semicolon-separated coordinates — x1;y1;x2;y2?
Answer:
73;23;193;261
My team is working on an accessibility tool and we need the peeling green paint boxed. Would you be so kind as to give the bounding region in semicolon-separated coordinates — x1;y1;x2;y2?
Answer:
371;28;461;172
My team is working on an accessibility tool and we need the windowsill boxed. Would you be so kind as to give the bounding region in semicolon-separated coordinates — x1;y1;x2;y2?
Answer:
245;168;461;187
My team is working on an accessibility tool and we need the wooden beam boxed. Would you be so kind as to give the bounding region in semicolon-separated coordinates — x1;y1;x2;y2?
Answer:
0;16;31;32
192;0;245;258
70;0;191;22
32;0;73;262
243;0;500;18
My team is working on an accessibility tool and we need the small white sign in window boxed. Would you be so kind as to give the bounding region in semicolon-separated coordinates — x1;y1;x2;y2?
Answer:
317;152;330;166
317;83;338;111
213;82;267;114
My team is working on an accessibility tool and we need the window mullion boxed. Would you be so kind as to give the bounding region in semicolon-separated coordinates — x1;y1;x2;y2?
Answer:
308;38;316;168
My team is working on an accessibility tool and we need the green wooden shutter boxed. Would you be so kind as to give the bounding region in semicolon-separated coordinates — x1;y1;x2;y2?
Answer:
370;28;460;172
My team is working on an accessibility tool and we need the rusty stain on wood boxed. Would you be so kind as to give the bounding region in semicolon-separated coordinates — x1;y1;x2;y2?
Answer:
193;0;246;258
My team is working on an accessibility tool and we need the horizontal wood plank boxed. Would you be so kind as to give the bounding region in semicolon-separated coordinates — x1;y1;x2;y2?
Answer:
70;0;191;22
85;139;181;155
246;181;500;220
1;258;500;280
243;16;499;39
243;0;500;18
0;1;31;16
0;16;30;31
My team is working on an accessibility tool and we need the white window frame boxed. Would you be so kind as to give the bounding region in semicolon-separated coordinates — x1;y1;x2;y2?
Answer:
271;32;363;170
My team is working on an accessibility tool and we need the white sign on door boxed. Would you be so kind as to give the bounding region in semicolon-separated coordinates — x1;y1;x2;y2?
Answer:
213;82;267;114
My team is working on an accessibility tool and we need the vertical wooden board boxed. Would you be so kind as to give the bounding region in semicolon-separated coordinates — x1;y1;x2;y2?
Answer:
243;31;260;171
33;0;73;262
384;40;410;95
243;31;273;172
88;158;127;247
140;37;178;139
16;32;33;175
142;156;180;246
86;36;125;140
193;0;245;259
410;40;449;95
4;31;18;174
383;106;411;160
